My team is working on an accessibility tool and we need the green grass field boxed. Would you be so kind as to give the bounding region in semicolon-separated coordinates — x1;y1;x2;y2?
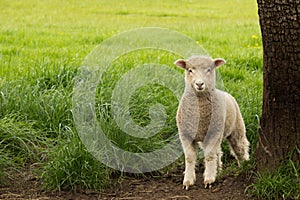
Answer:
1;0;264;194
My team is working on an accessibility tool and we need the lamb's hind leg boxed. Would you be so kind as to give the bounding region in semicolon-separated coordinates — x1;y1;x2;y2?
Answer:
180;135;197;190
227;130;250;166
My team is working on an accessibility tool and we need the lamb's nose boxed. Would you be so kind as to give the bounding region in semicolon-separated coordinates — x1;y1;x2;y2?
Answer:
195;81;205;91
196;82;204;88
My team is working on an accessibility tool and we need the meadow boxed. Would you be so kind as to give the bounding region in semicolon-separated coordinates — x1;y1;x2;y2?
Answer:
0;0;263;195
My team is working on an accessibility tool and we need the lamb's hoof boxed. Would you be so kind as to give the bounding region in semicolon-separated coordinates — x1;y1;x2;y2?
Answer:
182;172;196;190
204;182;213;189
183;180;194;190
203;177;215;189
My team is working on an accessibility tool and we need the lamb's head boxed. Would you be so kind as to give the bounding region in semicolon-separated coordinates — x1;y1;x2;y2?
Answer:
175;56;225;94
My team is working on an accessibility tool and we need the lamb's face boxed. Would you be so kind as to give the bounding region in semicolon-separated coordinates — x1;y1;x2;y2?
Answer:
175;56;225;94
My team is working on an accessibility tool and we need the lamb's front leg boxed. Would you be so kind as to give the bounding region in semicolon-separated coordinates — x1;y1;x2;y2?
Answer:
203;151;218;188
180;136;197;190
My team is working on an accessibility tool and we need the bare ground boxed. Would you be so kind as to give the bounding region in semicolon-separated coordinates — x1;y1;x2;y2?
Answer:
0;166;256;200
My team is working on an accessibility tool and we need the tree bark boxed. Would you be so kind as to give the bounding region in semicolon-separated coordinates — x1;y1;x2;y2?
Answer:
256;0;300;172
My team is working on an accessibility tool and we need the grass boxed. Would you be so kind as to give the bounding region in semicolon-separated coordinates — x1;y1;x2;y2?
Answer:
0;0;267;194
246;149;300;200
0;114;51;160
41;128;113;191
0;114;48;185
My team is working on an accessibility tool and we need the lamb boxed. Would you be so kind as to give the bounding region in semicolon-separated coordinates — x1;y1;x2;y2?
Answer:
175;55;250;190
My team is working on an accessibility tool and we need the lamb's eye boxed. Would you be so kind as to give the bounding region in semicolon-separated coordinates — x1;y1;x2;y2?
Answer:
189;69;193;73
207;68;211;73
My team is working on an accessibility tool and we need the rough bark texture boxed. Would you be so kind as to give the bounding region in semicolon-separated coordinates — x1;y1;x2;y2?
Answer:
256;0;300;171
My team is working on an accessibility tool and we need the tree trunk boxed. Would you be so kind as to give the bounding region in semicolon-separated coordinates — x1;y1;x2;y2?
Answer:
256;0;300;172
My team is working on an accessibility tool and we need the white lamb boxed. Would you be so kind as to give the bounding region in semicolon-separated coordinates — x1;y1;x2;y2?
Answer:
175;55;250;190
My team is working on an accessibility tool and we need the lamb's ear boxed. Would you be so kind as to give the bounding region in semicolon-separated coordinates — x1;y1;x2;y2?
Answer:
174;59;187;69
213;58;226;68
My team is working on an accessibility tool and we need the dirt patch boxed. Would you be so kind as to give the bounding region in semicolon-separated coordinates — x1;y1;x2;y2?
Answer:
0;167;256;200
99;169;256;200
